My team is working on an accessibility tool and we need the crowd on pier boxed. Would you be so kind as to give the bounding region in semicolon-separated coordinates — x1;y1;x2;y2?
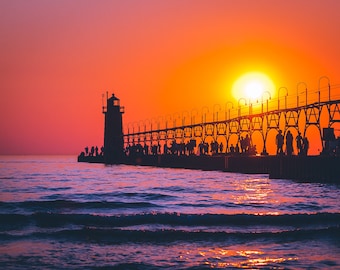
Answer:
275;130;310;156
124;138;266;158
79;132;340;159
124;131;340;158
78;145;104;158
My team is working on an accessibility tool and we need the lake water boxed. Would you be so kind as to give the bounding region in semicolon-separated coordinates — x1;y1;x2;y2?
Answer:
0;155;339;269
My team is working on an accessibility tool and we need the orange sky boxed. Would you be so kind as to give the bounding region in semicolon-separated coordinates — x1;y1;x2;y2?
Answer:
1;0;340;155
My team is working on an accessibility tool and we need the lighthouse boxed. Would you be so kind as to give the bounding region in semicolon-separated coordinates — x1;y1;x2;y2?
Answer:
103;93;125;164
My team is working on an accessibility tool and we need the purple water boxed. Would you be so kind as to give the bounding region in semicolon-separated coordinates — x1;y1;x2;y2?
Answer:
0;155;339;269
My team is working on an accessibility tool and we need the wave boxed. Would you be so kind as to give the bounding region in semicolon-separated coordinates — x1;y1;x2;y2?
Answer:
1;225;339;244
1;212;339;230
0;200;162;212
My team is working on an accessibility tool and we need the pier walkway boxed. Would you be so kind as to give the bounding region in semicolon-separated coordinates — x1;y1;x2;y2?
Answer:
124;82;340;156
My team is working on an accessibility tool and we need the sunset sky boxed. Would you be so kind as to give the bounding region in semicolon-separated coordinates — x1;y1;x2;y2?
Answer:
1;0;340;155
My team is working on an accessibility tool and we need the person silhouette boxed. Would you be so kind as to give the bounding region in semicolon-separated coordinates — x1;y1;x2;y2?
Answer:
244;134;250;153
286;130;293;156
302;137;309;156
240;136;245;153
235;143;240;154
276;130;284;155
296;132;303;155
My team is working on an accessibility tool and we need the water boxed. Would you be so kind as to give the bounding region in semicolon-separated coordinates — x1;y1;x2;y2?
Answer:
0;155;339;269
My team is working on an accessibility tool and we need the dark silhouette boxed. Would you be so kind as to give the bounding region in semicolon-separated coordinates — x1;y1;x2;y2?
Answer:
230;144;235;153
219;142;223;154
235;143;240;154
240;136;245;153
286;130;293;156
244;135;250;153
276;130;284;155
302;137;309;156
151;144;158;155
239;135;251;154
90;146;95;156
296;132;303;155
163;143;168;155
210;141;219;155
249;145;257;155
144;144;149;155
186;139;196;155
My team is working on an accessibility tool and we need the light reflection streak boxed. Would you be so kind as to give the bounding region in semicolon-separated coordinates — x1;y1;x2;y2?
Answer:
231;178;277;207
196;247;299;269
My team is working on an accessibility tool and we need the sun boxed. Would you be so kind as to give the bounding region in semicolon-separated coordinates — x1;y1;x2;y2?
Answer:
232;72;275;101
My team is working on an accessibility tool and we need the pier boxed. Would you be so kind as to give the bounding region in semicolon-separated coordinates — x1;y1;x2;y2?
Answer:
78;78;340;183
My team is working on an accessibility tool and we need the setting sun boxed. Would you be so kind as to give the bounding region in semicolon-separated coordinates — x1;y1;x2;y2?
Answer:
232;72;276;101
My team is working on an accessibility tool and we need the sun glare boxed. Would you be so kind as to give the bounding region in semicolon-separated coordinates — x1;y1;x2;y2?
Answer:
232;72;275;101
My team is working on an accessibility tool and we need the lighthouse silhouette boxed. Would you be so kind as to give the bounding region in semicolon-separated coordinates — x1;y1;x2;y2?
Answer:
103;93;125;164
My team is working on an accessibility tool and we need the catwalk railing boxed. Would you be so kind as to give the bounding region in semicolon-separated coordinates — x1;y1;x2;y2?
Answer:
124;82;340;155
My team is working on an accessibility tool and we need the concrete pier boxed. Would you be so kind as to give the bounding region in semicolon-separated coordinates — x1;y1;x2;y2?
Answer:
78;154;340;183
78;92;340;184
268;155;340;183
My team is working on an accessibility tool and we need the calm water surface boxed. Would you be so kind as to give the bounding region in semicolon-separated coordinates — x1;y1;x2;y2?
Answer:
0;155;339;269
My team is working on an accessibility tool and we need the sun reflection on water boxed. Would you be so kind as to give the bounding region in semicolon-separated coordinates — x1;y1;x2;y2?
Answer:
194;247;299;269
231;177;278;206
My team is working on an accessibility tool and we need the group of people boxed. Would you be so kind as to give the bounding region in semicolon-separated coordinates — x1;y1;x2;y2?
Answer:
229;142;257;155
198;141;223;155
81;129;315;158
125;140;197;157
276;130;309;156
125;143;159;156
83;146;104;157
125;138;255;157
125;129;313;158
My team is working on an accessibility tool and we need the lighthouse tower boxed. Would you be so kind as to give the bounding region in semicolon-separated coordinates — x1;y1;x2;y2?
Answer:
103;93;125;164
